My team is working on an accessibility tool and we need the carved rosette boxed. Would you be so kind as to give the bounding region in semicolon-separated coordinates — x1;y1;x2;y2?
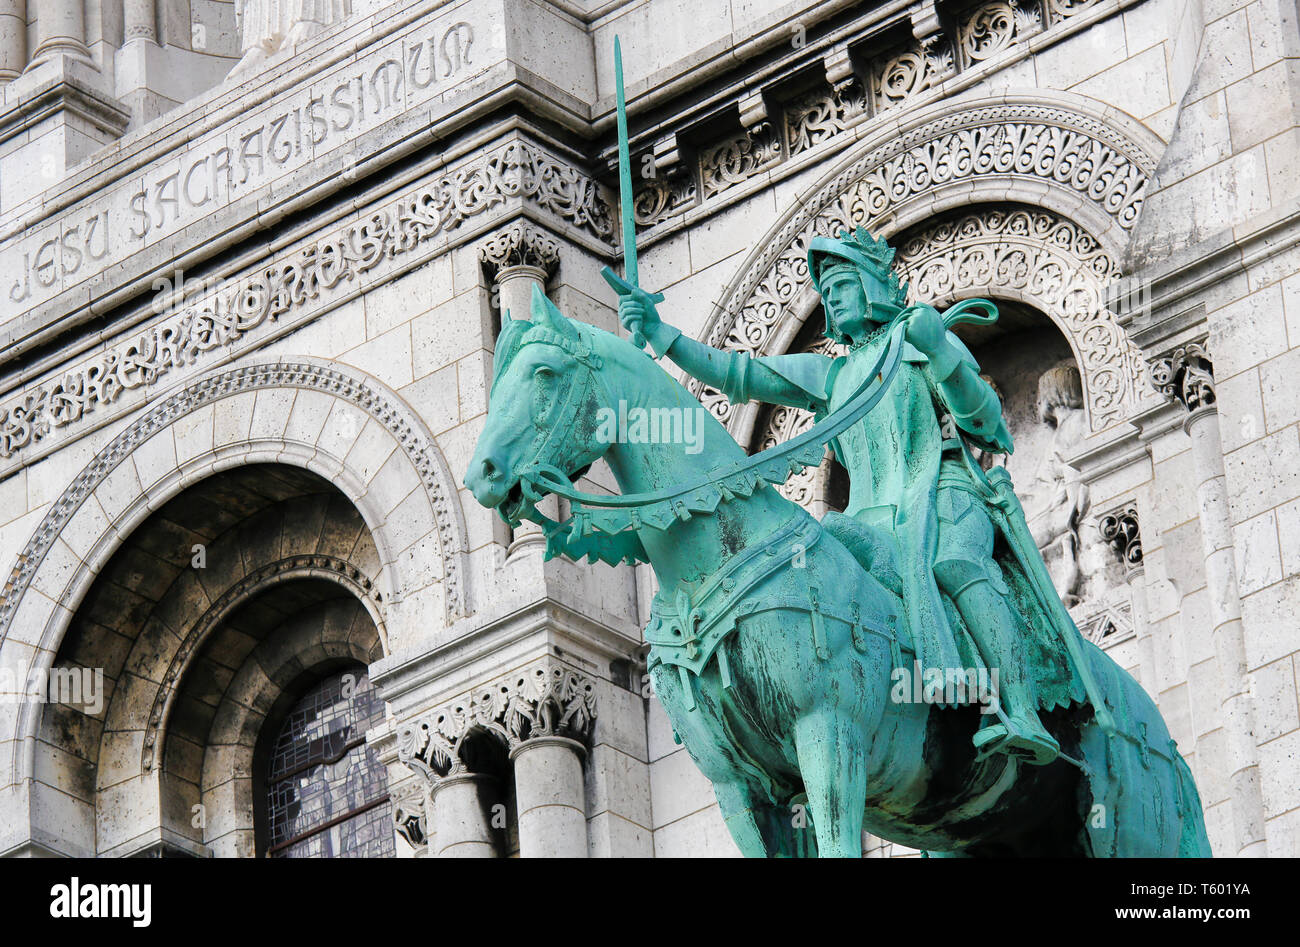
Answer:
478;222;562;283
1148;342;1216;412
396;660;598;787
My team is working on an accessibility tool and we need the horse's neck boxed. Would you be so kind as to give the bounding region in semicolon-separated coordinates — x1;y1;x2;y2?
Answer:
597;355;796;593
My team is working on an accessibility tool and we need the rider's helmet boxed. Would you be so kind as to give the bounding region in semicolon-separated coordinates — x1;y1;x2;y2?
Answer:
807;227;909;345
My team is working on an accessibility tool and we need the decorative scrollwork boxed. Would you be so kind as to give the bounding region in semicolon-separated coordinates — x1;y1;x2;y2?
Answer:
785;80;867;157
894;207;1142;429
694;101;1157;434
960;0;1043;64
0;360;471;640
699;125;782;199
1099;505;1143;569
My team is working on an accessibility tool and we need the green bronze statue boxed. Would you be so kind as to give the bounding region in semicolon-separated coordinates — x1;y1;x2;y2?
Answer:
461;40;1210;857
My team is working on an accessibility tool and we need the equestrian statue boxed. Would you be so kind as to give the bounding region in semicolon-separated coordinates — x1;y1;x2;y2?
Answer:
462;39;1210;858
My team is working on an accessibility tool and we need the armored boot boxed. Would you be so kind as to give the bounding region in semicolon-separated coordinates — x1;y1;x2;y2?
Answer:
941;572;1060;766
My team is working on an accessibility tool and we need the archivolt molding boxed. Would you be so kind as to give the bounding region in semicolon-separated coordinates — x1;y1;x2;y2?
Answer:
0;359;470;663
140;553;385;774
894;207;1147;430
395;659;597;787
693;92;1162;435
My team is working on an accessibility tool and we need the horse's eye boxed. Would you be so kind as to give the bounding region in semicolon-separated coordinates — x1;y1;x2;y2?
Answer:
534;366;555;379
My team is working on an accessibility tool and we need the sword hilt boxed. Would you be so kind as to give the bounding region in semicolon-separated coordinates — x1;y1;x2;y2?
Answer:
602;266;664;350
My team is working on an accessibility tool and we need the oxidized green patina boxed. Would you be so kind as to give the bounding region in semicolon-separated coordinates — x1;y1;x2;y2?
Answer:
461;41;1210;858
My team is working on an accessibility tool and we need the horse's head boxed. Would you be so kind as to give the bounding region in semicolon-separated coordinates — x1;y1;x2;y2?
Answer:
464;285;612;523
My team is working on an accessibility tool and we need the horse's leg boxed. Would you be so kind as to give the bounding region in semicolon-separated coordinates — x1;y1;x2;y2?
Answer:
713;781;773;858
713;782;816;857
794;709;868;858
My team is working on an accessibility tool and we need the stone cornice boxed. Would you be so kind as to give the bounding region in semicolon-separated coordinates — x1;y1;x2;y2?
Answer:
0;60;131;145
1113;199;1300;356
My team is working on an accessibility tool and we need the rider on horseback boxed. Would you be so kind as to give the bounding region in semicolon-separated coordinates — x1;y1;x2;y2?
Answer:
616;227;1061;766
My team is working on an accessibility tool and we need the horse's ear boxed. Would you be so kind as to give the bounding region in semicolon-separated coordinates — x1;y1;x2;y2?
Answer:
530;284;579;339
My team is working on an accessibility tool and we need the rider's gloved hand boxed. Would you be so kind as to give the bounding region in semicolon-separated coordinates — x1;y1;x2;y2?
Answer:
605;271;677;358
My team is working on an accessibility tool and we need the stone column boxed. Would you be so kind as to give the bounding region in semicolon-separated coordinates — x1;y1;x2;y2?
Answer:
27;0;92;68
430;774;499;858
1150;343;1267;857
1099;506;1156;693
480;223;564;554
396;659;596;859
123;0;157;45
510;736;588;857
505;662;597;858
0;0;25;83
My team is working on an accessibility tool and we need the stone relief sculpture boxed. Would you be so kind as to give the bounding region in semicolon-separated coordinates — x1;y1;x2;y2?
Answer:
231;0;354;78
1022;362;1091;607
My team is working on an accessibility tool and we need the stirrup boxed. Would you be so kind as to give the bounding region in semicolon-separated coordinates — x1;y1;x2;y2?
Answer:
973;718;1060;766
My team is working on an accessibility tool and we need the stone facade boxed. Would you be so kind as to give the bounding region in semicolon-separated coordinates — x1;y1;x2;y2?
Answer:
0;0;1295;857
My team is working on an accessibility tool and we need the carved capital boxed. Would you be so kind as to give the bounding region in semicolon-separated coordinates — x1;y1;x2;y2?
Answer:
1099;506;1143;571
396;659;598;788
479;223;561;283
1149;342;1215;412
391;780;429;850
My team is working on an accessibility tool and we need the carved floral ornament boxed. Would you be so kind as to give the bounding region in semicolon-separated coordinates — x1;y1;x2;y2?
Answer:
478;222;563;281
693;97;1159;437
396;661;598;787
1099;505;1143;569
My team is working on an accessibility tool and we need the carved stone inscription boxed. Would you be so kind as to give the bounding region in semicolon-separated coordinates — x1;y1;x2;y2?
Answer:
3;14;486;320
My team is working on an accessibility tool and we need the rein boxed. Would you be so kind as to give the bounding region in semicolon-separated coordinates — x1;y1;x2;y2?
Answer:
511;300;998;564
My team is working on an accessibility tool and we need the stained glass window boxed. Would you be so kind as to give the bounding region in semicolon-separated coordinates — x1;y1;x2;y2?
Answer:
265;668;394;858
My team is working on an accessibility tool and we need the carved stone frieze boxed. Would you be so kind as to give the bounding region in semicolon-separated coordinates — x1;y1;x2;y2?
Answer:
396;660;597;786
0;139;612;464
694;102;1156;434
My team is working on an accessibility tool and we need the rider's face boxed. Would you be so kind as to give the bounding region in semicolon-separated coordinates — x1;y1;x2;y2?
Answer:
823;273;869;340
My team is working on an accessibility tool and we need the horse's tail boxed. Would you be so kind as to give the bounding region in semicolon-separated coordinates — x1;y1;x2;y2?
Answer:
1174;751;1213;857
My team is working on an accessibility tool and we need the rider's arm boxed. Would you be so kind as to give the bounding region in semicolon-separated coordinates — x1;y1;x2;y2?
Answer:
928;334;1013;454
653;330;835;413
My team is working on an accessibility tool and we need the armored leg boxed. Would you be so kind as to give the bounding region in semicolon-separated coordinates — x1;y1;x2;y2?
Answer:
934;494;1059;766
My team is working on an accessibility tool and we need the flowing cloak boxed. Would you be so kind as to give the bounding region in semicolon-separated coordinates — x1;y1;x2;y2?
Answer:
745;331;1083;712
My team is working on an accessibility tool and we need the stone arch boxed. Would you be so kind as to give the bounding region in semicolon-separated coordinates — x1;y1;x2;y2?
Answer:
694;90;1164;443
0;356;468;799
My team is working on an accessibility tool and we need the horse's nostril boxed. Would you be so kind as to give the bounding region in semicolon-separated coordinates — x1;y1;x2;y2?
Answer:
481;458;501;481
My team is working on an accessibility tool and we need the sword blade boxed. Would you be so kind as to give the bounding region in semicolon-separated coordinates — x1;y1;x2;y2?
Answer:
614;36;638;287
